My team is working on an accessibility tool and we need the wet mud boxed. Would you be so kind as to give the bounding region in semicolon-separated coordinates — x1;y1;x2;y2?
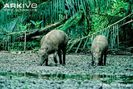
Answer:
0;51;133;89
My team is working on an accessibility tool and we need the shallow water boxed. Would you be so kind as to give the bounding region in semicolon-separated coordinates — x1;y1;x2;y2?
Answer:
0;71;133;85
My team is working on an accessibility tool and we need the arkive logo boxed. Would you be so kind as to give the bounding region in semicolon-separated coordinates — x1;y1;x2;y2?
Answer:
3;1;37;9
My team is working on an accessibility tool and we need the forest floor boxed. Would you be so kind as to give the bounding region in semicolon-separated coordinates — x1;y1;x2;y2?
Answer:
0;51;133;89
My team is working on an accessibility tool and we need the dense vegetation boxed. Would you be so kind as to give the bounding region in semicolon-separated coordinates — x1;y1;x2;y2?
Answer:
0;0;132;52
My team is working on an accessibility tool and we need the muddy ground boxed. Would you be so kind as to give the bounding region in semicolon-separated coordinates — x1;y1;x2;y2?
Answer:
0;51;133;89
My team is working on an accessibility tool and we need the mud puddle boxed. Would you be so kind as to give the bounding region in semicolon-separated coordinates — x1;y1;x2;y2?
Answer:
0;52;133;89
0;71;133;84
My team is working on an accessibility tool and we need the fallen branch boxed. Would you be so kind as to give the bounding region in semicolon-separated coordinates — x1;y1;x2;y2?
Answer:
16;11;83;41
16;18;67;41
120;19;133;27
67;13;133;52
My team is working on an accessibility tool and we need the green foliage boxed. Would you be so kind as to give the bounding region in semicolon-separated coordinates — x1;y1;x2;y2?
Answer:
107;0;128;16
30;20;43;29
26;41;40;50
0;0;4;10
0;0;131;51
91;0;128;32
91;14;109;32
19;24;27;31
58;11;83;31
8;41;40;51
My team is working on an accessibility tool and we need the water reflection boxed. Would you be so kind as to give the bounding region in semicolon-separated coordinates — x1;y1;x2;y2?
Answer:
0;72;133;84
